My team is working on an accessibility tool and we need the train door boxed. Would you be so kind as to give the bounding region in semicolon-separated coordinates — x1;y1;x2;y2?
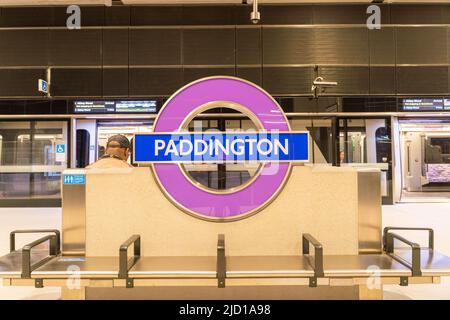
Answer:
337;118;392;204
0;120;69;204
399;119;450;202
75;119;96;168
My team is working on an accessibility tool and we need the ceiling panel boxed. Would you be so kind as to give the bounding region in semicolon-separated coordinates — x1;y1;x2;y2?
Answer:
122;0;450;4
1;0;450;6
0;0;111;5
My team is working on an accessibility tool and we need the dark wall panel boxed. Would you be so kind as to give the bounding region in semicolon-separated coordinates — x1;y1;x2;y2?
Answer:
181;6;235;25
130;29;181;65
369;28;395;65
391;5;447;24
236;28;261;65
264;27;370;65
103;68;128;97
260;5;313;25
105;6;130;26
237;67;262;86
103;29;129;66
396;27;448;65
24;101;52;114
49;30;102;66
131;6;181;26
313;28;369;65
319;67;370;95
0;69;46;97
183;68;235;85
183;29;235;65
263;28;315;64
130;68;182;96
0;101;25;114
397;66;448;94
0;4;449;99
370;67;396;95
0;7;54;27
313;5;367;24
263;67;312;95
51;68;102;97
0;30;48;66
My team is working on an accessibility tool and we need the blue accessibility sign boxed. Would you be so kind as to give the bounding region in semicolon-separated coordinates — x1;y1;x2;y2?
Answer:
63;174;85;185
56;144;66;154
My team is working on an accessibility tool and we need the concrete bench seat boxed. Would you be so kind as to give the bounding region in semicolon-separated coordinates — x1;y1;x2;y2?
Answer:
226;256;314;278
1;230;450;294
394;248;450;277
0;250;50;279
322;254;411;278
31;256;119;279
128;256;216;278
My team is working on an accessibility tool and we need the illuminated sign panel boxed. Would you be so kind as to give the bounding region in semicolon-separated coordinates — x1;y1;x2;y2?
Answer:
74;100;157;113
402;98;449;111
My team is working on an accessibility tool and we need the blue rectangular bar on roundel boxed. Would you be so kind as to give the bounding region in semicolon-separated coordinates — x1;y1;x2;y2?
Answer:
134;132;309;163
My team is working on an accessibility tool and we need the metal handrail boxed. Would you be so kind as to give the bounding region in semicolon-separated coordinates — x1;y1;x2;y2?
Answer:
383;227;434;251
385;232;422;277
10;229;61;254
217;234;226;288
21;234;58;278
302;233;324;278
119;235;141;279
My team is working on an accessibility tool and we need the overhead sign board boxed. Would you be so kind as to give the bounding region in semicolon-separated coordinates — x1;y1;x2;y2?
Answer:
402;98;450;111
74;100;157;114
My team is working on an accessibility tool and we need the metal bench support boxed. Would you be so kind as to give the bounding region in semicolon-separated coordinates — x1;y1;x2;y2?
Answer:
119;235;141;288
217;234;226;288
302;233;324;288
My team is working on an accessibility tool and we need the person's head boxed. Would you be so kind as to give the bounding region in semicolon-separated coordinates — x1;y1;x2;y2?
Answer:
105;134;130;161
340;151;345;162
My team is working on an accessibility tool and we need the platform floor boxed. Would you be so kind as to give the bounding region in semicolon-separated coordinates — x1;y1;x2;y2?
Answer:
0;204;449;300
401;191;450;203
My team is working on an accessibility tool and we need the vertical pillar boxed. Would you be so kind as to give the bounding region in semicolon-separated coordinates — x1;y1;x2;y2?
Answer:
331;117;340;167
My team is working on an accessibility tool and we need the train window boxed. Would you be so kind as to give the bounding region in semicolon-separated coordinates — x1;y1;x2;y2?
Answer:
0;121;68;201
426;137;450;164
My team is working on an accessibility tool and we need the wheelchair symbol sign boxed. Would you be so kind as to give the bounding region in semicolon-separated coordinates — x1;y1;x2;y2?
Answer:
56;144;65;154
55;144;66;162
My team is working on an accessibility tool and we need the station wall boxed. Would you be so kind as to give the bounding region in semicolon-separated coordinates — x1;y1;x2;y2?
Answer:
0;4;449;98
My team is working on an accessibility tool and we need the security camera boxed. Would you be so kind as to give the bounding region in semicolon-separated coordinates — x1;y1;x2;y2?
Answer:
311;77;338;98
250;0;260;24
250;11;260;24
311;77;338;91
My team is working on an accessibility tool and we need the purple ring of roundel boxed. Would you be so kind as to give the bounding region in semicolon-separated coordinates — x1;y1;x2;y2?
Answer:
153;77;290;219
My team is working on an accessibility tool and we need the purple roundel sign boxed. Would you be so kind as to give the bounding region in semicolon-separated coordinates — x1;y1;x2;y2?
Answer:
135;76;309;221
